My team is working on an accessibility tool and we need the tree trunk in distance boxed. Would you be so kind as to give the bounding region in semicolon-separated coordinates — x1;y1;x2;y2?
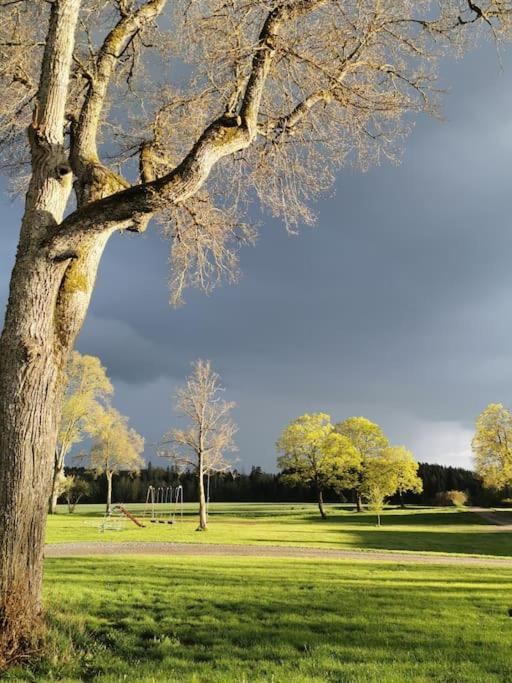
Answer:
197;459;208;530
356;493;362;513
318;489;327;519
106;472;113;514
48;455;64;514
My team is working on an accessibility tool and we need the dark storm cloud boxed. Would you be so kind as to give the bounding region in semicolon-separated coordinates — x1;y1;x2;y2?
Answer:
2;43;512;470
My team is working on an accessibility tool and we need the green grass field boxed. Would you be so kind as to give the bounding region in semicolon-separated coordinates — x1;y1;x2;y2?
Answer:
6;556;512;682
46;502;512;557
7;504;512;681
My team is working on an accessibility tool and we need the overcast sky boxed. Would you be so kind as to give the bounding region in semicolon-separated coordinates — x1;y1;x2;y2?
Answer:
2;41;512;472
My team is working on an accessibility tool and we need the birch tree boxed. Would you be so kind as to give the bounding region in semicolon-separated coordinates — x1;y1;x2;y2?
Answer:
361;451;399;526
50;351;113;513
159;360;236;530
361;445;422;524
87;406;144;513
0;0;511;664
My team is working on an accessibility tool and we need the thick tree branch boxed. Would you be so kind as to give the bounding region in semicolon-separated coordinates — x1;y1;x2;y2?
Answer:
47;116;252;257
19;0;80;244
48;0;328;258
261;89;332;138
32;0;80;148
240;0;326;133
71;0;167;167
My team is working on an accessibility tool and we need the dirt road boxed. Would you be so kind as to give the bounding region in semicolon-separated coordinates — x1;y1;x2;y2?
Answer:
44;542;512;566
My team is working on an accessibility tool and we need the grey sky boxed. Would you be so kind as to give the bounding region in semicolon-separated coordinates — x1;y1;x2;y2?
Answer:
2;42;512;472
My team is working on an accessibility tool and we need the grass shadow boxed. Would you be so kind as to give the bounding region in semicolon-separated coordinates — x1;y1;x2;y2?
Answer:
18;556;512;682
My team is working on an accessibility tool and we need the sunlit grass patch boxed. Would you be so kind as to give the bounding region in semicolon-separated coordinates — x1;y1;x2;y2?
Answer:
4;556;512;682
45;503;512;557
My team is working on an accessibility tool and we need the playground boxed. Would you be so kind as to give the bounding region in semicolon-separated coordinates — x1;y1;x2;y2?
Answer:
100;486;184;531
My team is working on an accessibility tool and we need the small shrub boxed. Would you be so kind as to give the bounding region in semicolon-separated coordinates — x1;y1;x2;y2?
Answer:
436;490;468;508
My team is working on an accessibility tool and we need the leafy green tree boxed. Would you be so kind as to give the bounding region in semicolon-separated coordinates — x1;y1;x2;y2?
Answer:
334;417;388;511
472;403;512;491
361;446;422;525
391;446;423;508
87;407;144;512
61;475;91;513
277;413;360;518
50;352;113;513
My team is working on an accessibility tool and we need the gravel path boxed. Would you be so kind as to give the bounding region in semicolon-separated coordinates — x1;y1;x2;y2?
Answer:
44;542;512;566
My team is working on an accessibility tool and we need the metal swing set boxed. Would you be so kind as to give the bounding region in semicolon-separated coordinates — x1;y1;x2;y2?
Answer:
99;485;184;532
143;484;184;524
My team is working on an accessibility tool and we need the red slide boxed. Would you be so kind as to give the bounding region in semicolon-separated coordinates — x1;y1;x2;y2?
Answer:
114;505;145;528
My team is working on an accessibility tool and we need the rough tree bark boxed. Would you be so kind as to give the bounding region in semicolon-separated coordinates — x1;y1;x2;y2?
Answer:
0;0;81;662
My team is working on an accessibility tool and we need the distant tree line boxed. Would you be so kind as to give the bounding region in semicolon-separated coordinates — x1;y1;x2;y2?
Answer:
62;461;505;508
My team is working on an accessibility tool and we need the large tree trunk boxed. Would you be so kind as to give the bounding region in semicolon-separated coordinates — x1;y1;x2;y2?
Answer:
0;321;63;657
0;0;82;665
318;489;327;519
197;458;208;531
0;258;76;664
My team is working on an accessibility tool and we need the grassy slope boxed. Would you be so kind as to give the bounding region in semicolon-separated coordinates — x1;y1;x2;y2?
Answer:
6;556;512;682
45;503;512;557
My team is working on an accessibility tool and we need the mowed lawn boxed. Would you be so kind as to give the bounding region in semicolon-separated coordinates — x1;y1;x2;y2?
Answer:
5;556;512;682
45;503;512;557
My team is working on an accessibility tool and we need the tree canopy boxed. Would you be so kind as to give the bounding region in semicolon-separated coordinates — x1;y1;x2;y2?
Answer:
276;412;360;518
278;414;422;519
361;445;422;524
88;406;144;511
58;351;113;461
50;351;113;512
334;416;389;509
390;445;423;499
473;403;512;491
2;1;511;305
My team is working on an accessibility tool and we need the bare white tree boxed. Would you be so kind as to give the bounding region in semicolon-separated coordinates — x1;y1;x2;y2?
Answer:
159;360;236;530
0;0;510;663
